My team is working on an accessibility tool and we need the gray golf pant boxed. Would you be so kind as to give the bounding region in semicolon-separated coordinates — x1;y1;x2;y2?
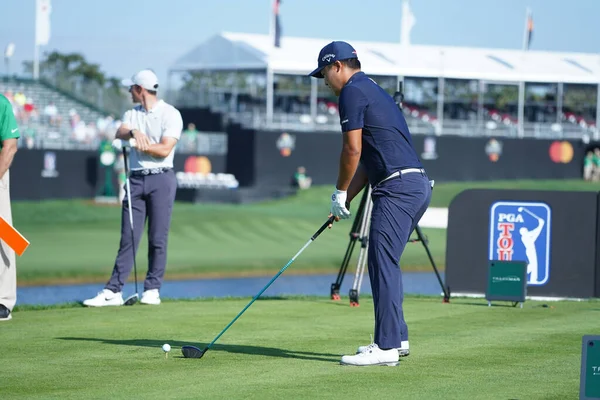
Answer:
106;170;177;293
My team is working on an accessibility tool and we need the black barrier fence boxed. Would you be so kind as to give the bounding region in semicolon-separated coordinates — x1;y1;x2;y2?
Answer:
226;126;586;187
9;149;226;201
445;189;600;299
179;107;225;132
6;132;588;199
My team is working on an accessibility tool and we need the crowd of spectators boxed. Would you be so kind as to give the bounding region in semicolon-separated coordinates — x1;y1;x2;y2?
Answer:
2;88;122;148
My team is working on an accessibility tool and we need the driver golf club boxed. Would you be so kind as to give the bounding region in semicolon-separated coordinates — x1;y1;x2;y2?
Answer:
121;145;139;306
182;215;336;359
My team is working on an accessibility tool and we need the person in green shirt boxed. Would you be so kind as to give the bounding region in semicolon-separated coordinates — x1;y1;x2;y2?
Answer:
182;122;198;152
0;94;20;321
584;151;594;181
97;134;117;198
292;166;312;190
593;149;600;182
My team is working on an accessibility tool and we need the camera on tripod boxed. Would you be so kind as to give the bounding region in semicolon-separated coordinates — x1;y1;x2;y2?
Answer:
393;81;405;110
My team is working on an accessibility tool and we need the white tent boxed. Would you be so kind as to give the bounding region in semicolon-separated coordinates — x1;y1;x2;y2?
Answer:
169;32;600;137
172;31;600;84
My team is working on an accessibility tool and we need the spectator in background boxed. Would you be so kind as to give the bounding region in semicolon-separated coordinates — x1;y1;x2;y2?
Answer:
114;152;126;202
43;102;61;126
584;151;594;181
182;122;198;152
22;100;35;124
22;127;36;149
594;149;600;182
68;108;79;127
3;91;13;103
292;166;312;190
72;120;87;143
13;92;26;109
96;115;109;136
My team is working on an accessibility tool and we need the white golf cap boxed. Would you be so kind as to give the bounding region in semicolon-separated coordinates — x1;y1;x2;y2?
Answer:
121;69;159;91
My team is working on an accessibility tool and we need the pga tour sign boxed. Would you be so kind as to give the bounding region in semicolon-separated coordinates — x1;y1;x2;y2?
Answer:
489;202;552;286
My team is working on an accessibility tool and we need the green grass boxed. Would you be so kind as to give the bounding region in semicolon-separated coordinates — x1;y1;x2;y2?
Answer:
1;296;596;399
13;192;445;285
13;179;599;285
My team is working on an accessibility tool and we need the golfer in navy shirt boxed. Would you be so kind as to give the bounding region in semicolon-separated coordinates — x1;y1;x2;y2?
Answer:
310;41;432;366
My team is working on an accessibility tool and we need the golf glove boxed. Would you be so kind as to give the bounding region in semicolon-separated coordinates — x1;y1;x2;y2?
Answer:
330;189;351;219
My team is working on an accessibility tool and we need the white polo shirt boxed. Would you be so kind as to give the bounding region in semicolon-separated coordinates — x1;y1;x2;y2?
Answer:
121;100;183;170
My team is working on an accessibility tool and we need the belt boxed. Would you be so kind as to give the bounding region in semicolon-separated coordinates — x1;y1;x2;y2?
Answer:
377;168;426;186
130;167;172;176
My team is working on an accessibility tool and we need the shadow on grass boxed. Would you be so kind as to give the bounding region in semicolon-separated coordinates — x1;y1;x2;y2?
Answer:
56;337;340;363
440;301;489;307
448;301;523;308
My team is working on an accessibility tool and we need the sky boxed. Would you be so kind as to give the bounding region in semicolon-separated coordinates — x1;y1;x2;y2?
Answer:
1;0;599;87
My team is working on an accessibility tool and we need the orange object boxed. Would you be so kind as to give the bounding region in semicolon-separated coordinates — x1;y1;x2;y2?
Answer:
0;216;30;256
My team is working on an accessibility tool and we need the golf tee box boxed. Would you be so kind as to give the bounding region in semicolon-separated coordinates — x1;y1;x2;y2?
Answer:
580;336;600;400
485;260;527;307
0;216;30;256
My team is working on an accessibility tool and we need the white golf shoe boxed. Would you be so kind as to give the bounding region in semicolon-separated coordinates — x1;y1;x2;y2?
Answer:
341;344;399;367
140;289;161;305
357;343;410;357
83;289;124;307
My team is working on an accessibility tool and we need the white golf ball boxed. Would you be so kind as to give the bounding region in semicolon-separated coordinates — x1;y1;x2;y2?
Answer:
162;344;171;352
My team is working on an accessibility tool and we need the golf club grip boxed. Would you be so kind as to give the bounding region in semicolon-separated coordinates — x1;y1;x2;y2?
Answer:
122;147;128;173
312;216;336;241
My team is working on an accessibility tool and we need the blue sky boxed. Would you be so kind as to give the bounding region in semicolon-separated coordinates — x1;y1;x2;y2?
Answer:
1;0;599;86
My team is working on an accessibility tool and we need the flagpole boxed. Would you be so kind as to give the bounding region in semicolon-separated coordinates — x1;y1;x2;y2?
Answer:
518;7;531;137
33;0;39;80
33;44;39;80
522;7;531;51
269;0;274;44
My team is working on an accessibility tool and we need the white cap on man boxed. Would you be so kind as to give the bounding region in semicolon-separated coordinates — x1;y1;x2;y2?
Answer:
121;69;159;91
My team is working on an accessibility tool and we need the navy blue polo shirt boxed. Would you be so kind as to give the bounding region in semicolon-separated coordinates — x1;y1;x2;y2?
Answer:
338;72;423;186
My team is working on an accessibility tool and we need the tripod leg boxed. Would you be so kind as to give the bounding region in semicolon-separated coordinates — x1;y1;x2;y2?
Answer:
350;187;373;307
331;187;369;300
331;239;358;300
415;225;450;302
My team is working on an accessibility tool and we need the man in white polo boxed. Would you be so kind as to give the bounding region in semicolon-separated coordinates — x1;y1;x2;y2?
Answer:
84;69;183;307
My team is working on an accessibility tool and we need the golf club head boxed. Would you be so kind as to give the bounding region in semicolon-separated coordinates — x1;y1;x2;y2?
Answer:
182;346;206;359
123;294;139;306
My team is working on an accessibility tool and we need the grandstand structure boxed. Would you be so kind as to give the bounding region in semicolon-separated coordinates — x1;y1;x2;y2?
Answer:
168;32;600;139
1;76;113;149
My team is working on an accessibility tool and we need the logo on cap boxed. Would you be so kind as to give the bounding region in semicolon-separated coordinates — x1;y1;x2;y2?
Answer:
322;54;336;63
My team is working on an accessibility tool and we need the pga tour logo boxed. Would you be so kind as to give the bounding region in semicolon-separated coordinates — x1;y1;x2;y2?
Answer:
489;201;551;285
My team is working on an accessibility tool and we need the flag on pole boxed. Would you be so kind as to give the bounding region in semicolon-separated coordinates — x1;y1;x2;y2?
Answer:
273;0;282;48
523;8;533;51
35;0;52;46
400;0;416;47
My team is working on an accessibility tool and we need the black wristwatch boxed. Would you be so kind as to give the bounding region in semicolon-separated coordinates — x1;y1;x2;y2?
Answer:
129;129;135;138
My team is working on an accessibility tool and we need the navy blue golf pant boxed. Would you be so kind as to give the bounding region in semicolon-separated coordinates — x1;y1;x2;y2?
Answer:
368;171;431;349
106;170;177;293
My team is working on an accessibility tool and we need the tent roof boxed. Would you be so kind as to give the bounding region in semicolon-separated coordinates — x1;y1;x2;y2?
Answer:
171;32;600;84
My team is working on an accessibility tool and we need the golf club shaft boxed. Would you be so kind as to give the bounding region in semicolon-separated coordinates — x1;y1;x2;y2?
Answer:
204;216;335;351
122;148;138;295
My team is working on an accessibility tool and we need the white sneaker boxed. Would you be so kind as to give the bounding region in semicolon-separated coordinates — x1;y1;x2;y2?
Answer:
341;344;399;366
140;289;161;305
83;289;124;307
